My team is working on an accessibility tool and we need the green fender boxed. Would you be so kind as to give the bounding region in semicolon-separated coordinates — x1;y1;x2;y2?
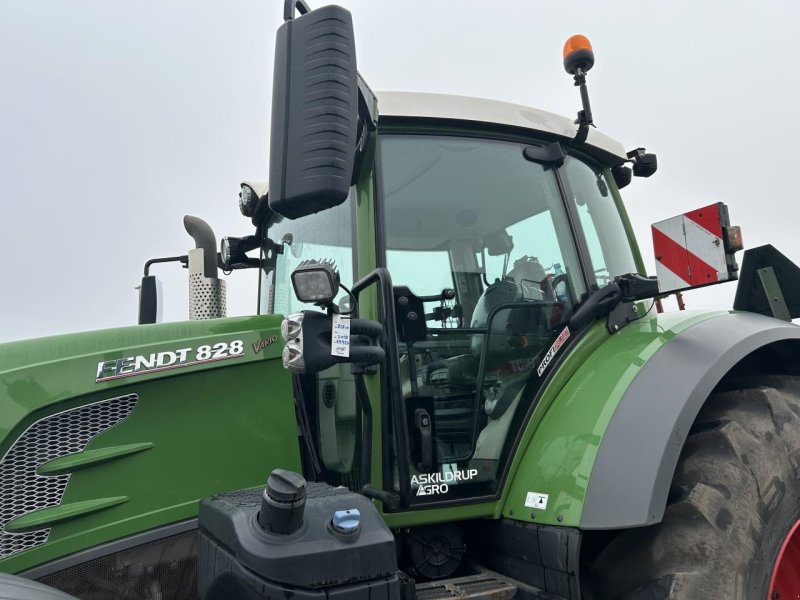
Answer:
498;309;797;529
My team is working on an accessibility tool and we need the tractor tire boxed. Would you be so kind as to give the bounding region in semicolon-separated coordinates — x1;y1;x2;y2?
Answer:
585;375;800;600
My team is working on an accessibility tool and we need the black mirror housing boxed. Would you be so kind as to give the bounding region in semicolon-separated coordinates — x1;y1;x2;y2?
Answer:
138;275;162;325
268;5;359;220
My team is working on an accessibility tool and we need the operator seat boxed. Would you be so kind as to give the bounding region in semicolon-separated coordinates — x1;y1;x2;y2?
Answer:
473;374;528;461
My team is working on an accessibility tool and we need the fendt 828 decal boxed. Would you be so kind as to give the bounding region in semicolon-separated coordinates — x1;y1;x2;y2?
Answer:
95;340;244;382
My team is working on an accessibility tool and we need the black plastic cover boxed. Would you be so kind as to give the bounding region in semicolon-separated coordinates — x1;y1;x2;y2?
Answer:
268;5;358;220
259;469;306;534
199;537;401;600
734;244;800;319
465;519;580;599
266;468;306;503
198;483;397;590
138;275;159;325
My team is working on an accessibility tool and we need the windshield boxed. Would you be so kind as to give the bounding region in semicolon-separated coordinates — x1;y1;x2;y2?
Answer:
563;156;639;285
259;190;354;316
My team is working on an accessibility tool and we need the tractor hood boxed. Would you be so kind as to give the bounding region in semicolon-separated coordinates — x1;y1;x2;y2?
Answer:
0;315;287;456
0;315;300;574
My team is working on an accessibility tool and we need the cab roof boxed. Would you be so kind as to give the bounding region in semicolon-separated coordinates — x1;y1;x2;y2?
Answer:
375;91;627;165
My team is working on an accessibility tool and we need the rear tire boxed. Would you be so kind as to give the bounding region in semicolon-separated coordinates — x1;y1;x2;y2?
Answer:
585;375;800;599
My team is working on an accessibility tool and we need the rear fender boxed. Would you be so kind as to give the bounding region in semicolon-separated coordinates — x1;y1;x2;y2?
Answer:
501;311;800;530
581;311;800;529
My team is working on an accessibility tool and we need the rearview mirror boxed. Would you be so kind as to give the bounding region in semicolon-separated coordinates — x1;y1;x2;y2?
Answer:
268;4;359;219
138;275;163;325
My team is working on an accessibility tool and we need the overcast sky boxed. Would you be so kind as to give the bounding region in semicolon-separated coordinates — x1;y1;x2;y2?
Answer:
2;0;799;342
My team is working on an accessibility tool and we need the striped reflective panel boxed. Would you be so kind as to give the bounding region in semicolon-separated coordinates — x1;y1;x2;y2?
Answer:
651;203;730;293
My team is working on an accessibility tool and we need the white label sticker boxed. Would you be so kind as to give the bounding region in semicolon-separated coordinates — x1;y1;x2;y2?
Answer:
331;314;351;358
525;491;549;510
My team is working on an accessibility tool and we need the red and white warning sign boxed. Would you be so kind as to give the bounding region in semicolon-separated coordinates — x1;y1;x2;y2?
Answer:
652;203;735;293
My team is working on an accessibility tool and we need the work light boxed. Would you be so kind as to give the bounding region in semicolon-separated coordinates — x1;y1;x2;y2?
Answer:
239;181;268;218
290;260;340;306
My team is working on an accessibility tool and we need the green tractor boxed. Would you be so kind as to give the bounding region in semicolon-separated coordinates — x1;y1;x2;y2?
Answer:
4;3;800;599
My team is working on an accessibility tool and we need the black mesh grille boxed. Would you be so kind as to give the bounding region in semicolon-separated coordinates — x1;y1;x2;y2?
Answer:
0;394;139;559
39;529;198;600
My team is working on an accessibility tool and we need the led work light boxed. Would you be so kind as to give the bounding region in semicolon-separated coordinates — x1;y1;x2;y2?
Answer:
290;260;340;306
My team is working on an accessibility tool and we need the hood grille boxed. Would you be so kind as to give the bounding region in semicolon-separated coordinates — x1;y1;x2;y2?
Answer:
0;394;138;559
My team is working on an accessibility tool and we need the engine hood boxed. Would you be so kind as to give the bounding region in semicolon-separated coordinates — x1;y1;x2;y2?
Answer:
0;315;286;442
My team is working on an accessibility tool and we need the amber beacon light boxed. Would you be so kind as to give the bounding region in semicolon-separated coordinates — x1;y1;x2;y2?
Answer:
563;34;594;75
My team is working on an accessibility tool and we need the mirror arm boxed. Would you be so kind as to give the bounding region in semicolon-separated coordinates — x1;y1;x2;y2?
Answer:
283;0;311;21
143;255;188;276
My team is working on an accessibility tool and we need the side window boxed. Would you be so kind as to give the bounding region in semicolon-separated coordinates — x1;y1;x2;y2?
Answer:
259;190;354;316
388;249;453;296
564;157;638;284
258;191;361;493
387;249;457;329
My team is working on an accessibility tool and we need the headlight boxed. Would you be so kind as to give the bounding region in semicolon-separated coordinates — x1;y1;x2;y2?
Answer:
281;312;304;342
281;312;305;373
282;342;305;372
290;260;340;305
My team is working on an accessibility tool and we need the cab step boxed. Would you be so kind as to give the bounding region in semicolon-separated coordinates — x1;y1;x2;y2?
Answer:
415;573;518;600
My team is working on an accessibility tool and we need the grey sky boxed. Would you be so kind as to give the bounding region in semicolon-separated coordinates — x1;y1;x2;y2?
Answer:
2;1;799;342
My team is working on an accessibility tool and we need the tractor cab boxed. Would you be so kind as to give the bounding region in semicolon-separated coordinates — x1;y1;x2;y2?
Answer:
196;6;746;598
260;93;643;509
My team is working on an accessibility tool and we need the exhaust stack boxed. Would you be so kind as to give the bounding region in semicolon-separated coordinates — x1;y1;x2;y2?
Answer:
183;215;226;320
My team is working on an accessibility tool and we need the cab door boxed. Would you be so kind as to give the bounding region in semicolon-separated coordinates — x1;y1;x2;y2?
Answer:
376;133;590;507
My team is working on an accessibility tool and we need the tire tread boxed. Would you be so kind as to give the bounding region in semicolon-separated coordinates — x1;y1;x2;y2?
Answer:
587;376;800;599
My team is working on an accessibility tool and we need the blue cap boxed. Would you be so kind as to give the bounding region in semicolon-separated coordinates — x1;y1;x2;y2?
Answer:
332;509;361;534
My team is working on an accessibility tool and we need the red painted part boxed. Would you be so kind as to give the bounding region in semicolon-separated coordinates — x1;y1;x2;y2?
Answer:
683;202;723;237
651;226;719;286
768;518;800;599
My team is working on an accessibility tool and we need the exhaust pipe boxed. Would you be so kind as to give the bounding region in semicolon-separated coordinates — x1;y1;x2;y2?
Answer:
183;215;226;320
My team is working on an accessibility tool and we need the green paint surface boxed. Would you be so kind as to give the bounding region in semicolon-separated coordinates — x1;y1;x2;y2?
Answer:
501;310;726;526
5;497;129;533
0;316;300;573
37;443;155;475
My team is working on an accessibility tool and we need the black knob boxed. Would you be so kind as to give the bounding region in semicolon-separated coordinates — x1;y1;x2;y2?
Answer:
258;469;307;535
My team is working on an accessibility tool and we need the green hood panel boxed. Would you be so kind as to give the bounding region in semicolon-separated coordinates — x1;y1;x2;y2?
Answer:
0;316;300;574
0;316;284;444
500;310;727;527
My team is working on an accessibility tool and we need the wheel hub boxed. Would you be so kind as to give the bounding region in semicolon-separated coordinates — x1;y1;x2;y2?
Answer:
769;519;800;599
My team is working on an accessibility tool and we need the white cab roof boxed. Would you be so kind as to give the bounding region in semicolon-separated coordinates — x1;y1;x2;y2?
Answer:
375;91;627;162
